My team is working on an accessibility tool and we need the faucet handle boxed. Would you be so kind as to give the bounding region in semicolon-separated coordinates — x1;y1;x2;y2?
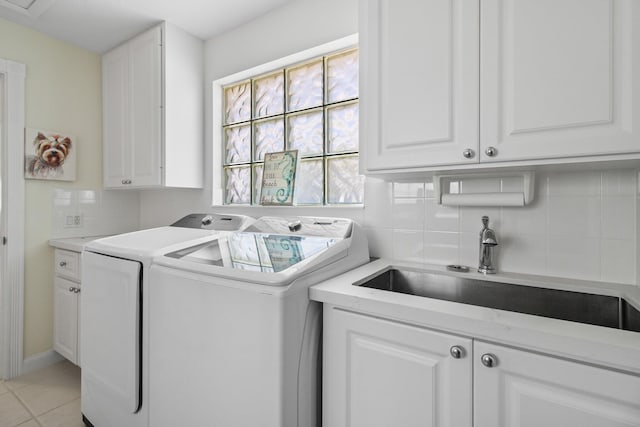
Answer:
480;216;498;245
482;236;498;246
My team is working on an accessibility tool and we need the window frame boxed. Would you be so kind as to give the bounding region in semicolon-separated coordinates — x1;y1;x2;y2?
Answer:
211;34;360;207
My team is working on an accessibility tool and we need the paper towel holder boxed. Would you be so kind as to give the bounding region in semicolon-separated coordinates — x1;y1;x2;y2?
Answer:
434;171;535;207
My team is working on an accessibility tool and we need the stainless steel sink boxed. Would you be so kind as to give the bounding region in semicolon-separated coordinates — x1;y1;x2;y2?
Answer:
356;268;640;332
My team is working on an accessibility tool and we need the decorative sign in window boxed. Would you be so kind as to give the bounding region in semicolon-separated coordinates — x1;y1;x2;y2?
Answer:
260;150;298;206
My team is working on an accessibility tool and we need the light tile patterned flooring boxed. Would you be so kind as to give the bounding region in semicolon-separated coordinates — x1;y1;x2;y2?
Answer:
0;361;82;427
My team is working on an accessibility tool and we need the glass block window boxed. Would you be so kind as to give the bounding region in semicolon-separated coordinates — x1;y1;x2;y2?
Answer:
222;48;363;206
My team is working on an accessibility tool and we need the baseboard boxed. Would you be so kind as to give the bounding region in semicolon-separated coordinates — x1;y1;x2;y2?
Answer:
22;349;65;375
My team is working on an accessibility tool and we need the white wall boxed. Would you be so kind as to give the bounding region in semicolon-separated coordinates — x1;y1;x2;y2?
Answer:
365;169;638;285
0;17;140;357
139;0;362;225
139;0;639;287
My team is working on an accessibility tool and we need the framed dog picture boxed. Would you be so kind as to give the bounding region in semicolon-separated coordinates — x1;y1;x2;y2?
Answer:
24;128;76;181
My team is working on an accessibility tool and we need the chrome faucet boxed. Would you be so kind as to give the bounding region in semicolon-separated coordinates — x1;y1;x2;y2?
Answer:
478;216;498;274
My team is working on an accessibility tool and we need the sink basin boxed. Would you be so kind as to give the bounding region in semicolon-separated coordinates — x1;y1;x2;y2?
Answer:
357;268;640;332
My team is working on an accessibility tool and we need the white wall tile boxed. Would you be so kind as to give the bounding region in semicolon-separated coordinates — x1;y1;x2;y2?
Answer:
393;229;424;264
501;202;547;236
601;239;636;285
392;198;424;231
601;196;636;239
547;237;601;280
424;181;435;198
547;171;602;196
602;169;637;196
423;231;458;266
536;173;550;199
51;189;139;239
547;196;601;238
364;227;394;259
499;234;546;275
393;182;425;198
458;232;479;270
363;177;393;229
459;207;501;233
424;199;459;232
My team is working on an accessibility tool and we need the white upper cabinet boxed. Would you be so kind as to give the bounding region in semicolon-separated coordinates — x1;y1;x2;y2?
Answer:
361;0;480;171
361;0;640;172
103;43;130;188
128;27;162;187
102;23;203;189
480;0;640;163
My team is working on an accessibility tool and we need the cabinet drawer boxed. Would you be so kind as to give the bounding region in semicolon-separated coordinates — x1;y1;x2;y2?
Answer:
55;249;80;281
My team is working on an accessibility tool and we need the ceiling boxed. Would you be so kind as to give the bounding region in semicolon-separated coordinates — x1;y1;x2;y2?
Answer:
0;0;297;53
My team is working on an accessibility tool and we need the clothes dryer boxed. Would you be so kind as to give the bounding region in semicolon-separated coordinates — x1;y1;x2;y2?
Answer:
80;214;252;427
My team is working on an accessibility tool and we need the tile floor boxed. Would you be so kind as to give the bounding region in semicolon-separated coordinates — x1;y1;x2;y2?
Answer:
0;361;82;427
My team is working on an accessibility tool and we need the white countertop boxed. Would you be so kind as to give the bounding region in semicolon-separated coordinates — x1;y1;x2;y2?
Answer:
310;258;640;375
48;235;111;253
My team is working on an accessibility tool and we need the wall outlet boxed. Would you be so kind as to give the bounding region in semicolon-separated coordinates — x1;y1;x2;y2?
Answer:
64;214;83;228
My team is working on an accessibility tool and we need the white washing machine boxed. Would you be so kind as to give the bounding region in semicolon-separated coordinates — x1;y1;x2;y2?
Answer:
80;213;253;427
147;216;369;427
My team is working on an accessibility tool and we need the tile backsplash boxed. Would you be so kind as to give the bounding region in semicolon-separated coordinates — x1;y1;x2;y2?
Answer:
363;169;639;285
51;188;140;238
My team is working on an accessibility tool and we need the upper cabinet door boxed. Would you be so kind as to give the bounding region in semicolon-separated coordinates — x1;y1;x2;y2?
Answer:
361;0;480;171
480;0;640;162
128;26;162;187
102;43;130;188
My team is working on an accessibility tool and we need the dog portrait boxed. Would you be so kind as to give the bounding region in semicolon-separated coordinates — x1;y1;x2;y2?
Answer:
24;129;76;181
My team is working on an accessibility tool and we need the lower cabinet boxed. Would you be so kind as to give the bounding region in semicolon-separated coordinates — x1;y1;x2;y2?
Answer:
474;341;640;427
53;277;80;365
53;247;82;366
323;305;640;427
323;307;473;427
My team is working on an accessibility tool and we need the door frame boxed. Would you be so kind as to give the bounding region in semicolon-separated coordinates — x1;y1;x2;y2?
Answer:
0;59;26;379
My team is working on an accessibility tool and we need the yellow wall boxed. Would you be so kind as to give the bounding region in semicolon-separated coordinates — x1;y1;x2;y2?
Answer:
0;17;102;357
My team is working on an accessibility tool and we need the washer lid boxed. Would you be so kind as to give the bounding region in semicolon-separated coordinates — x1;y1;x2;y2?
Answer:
165;232;341;273
244;216;353;238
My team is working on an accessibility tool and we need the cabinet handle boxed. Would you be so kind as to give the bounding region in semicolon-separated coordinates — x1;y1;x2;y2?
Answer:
485;146;497;157
68;287;76;292
450;345;465;359
59;261;67;267
481;353;498;368
74;288;81;294
462;149;475;159
121;179;132;185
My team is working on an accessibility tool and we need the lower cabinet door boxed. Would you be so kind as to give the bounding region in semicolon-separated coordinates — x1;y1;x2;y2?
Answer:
323;306;473;427
474;340;640;427
53;276;78;364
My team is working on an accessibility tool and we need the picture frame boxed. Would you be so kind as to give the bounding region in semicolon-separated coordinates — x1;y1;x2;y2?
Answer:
260;150;298;206
24;128;76;181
